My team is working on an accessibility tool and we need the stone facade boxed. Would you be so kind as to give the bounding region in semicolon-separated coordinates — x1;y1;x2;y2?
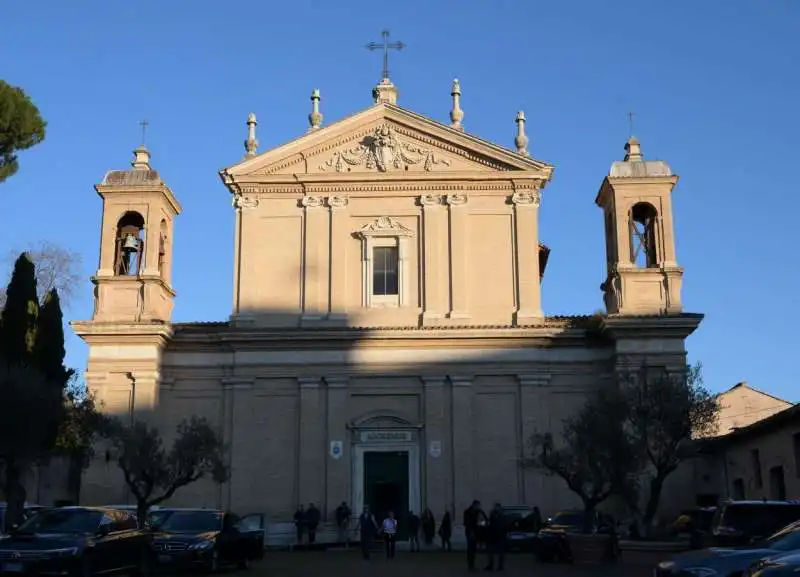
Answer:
72;80;702;530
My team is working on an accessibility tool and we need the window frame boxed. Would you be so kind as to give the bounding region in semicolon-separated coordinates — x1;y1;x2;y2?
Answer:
356;217;414;309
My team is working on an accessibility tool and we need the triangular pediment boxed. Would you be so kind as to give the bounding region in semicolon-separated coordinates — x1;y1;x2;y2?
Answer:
222;103;553;181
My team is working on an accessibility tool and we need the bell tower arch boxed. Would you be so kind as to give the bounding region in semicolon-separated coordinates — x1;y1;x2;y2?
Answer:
596;136;683;315
92;145;182;323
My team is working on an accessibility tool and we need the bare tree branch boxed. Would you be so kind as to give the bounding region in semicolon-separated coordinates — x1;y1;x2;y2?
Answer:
0;242;83;309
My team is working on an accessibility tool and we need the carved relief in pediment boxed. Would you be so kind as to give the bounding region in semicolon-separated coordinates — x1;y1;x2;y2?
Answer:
318;125;452;173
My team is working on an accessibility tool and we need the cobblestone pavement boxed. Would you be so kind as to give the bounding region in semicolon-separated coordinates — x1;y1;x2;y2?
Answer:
237;550;658;577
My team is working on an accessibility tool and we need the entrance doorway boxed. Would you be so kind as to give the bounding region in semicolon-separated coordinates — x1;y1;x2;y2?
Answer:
364;451;409;539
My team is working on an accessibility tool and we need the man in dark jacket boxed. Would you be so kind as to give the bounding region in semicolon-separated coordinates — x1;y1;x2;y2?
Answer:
407;510;421;551
306;503;321;545
484;503;507;571
335;501;352;547
358;506;378;559
463;500;486;570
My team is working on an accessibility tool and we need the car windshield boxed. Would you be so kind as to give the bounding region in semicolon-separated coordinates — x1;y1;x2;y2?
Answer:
767;523;800;551
551;511;584;526
159;511;222;533
16;509;102;534
718;504;800;535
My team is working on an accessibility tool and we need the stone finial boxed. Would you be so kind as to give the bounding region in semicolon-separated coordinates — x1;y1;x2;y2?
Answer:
308;89;323;132
244;113;259;157
373;78;399;105
131;145;151;170
623;136;643;162
450;79;464;131
515;111;529;157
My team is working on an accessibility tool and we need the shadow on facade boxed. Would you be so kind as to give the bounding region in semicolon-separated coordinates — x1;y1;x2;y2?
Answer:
71;305;617;537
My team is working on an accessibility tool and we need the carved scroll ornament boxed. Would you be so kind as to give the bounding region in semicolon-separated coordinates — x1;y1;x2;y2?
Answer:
328;196;349;209
511;190;540;206
356;216;414;238
232;193;259;209
446;193;468;206
319;125;451;173
301;195;324;208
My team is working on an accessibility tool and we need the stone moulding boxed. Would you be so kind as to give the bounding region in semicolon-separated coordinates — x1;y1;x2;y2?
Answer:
318;125;452;173
356;216;414;238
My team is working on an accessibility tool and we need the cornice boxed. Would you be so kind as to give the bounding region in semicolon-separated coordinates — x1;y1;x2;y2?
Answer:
600;313;704;340
90;274;177;298
70;320;173;345
94;183;182;216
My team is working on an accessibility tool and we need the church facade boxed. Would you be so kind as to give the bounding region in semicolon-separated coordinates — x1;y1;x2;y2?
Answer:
72;77;702;529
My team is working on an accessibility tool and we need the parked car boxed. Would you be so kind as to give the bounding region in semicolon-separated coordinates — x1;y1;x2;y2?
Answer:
654;520;800;577
0;503;45;534
150;508;265;571
746;550;800;576
0;506;151;576
499;505;540;552
708;501;800;547
536;509;617;562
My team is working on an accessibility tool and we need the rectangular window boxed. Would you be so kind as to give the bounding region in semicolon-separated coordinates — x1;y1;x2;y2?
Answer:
372;246;399;296
751;449;763;489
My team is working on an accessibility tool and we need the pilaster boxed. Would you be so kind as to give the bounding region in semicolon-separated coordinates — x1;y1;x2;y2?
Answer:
328;197;349;320
298;377;325;507
446;194;470;319
422;376;448;513
512;189;544;324
517;374;551;504
221;376;253;511
130;370;160;420
302;196;329;321
450;375;474;514
325;376;349;518
421;195;448;323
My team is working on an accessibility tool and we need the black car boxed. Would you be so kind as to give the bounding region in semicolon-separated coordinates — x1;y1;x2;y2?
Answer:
0;504;46;535
0;506;151;576
150;509;264;571
536;509;617;562
654;520;800;577
709;501;800;547
499;506;540;552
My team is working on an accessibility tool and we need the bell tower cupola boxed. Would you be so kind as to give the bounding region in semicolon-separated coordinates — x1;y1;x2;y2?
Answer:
91;145;182;322
596;136;683;315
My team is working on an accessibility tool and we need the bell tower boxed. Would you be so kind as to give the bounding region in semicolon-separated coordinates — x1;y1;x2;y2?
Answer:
596;136;683;315
91;145;182;322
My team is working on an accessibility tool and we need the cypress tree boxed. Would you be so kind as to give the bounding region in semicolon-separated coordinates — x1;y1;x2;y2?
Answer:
0;253;38;365
34;288;74;388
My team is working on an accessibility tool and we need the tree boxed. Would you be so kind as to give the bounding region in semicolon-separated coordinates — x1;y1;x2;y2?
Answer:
525;383;642;532
54;378;103;504
0;80;46;184
103;416;229;527
0;363;64;530
0;253;39;365
619;363;719;529
0;242;83;310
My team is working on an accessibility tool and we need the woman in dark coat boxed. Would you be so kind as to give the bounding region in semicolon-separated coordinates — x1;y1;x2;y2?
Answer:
438;510;453;551
421;508;436;546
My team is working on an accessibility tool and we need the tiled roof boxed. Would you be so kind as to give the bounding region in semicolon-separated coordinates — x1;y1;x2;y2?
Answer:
102;169;162;186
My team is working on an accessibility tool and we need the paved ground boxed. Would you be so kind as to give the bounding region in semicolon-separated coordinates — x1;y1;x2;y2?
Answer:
240;550;659;577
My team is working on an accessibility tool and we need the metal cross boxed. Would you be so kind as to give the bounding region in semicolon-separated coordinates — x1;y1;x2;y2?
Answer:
139;119;149;145
365;30;405;81
627;111;635;136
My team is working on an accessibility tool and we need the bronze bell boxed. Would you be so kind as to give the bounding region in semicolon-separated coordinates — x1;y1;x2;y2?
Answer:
122;233;140;253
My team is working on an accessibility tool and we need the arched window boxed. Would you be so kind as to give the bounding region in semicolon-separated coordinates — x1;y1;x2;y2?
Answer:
114;211;145;276
629;202;658;268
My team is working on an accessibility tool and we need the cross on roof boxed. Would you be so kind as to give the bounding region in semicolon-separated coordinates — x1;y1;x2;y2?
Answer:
365;30;405;81
139;119;149;146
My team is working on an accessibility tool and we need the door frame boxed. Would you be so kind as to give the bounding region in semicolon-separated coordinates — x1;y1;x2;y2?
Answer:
352;443;420;517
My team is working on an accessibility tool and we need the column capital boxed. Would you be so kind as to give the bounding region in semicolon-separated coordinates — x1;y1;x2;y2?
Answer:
421;376;447;387
449;375;473;387
328;196;349;210
511;190;540;207
222;377;255;390
420;194;444;207
446;193;468;206
324;376;349;388
301;195;325;209
516;374;552;387
298;376;322;389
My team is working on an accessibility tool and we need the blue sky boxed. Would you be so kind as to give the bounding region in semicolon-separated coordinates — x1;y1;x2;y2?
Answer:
1;1;798;401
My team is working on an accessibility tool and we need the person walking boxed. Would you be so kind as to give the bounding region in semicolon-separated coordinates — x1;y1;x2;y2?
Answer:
421;508;436;547
438;510;452;551
293;504;306;547
357;506;378;560
381;511;398;559
463;500;487;571
306;503;320;546
407;510;421;552
335;501;352;548
484;503;507;571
